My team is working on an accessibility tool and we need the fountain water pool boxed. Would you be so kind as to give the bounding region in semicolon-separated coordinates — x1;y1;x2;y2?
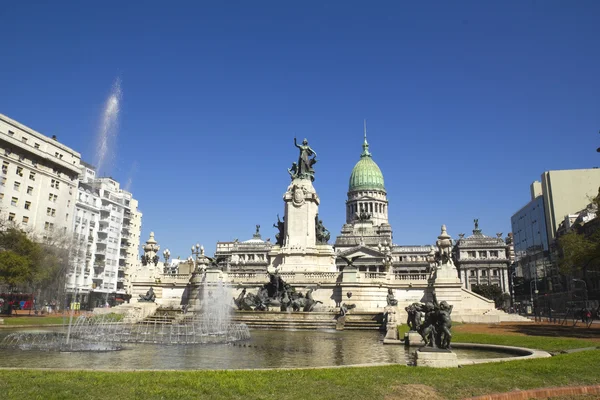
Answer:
0;328;521;370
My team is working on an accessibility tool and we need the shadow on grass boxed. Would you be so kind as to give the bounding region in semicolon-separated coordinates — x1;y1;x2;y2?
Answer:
483;323;600;340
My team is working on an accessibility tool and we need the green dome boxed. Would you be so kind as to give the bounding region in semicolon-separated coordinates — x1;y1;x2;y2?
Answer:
348;137;386;192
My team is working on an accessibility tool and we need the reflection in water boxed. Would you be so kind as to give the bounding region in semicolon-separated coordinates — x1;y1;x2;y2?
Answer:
0;329;511;370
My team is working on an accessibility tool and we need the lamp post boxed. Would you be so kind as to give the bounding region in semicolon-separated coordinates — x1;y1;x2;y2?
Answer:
162;248;171;274
191;243;202;273
572;279;588;304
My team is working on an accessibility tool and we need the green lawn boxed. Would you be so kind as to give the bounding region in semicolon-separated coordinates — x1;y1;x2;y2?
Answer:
0;350;599;400
452;331;598;353
1;316;68;326
1;326;599;399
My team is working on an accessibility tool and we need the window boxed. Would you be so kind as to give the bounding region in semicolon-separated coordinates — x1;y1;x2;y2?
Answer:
489;250;498;258
51;209;56;217
24;201;31;210
48;194;57;202
0;193;3;200
481;270;487;277
478;251;487;258
22;216;29;224
55;152;59;158
492;269;498;276
470;270;475;277
51;179;59;189
16;166;23;177
11;197;18;206
44;222;50;230
8;130;14;136
467;251;476;258
13;182;20;191
29;172;35;181
21;137;28;144
1;177;6;186
34;143;40;149
2;161;8;174
8;213;15;221
27;186;33;195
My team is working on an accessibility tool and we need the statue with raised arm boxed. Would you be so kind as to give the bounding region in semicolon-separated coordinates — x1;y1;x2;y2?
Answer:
474;219;479;230
293;137;317;180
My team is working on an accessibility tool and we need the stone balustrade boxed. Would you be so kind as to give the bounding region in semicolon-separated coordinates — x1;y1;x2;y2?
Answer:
159;273;192;283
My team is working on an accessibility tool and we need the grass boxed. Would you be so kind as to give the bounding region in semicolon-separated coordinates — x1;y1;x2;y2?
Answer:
451;331;598;353
1;316;68;326
0;350;599;400
1;323;599;399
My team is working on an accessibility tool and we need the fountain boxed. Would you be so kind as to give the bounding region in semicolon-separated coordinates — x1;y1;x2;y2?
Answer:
94;77;121;176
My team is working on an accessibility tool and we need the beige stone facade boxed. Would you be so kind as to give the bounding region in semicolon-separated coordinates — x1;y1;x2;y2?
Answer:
0;113;81;235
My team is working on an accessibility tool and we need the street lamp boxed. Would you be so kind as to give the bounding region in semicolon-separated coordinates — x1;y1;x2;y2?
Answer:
529;280;539;304
572;279;588;303
191;243;202;272
163;248;171;274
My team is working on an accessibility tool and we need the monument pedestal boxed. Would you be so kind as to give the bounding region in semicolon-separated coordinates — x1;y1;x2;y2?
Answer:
415;348;458;368
270;177;336;273
405;331;425;346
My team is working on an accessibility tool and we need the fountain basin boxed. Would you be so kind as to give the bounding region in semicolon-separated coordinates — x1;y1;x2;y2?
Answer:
0;328;548;370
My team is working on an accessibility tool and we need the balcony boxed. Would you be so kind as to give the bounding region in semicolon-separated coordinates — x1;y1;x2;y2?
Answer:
87;235;94;242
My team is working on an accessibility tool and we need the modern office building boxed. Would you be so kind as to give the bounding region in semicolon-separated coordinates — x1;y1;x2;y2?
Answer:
0;113;80;235
511;169;600;286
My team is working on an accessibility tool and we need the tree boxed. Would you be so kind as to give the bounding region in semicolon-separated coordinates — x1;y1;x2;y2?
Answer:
0;251;31;288
471;283;507;308
0;228;43;290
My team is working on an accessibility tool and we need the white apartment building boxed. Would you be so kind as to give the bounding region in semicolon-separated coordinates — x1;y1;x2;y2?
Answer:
88;178;142;307
66;162;101;305
0;113;80;236
67;164;143;307
123;198;142;294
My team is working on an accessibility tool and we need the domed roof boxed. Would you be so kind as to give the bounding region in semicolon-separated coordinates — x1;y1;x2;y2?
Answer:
348;134;385;192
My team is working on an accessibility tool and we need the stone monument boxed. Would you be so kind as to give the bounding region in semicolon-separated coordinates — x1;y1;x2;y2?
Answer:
269;138;336;272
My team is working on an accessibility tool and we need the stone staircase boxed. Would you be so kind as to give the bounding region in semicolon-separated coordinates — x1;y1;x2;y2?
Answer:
231;310;384;330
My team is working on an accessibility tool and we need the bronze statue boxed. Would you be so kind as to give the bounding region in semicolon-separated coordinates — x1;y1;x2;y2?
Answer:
139;287;156;302
152;255;159;266
415;292;453;349
292;137;317;180
287;162;298;179
474;218;479;230
315;214;331;244
339;255;363;269
273;214;285;246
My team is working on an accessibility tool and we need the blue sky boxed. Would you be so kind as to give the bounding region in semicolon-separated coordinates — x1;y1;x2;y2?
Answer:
1;1;599;260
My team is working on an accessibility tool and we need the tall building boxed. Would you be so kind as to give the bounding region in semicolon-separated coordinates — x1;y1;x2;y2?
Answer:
540;169;600;242
0;114;80;235
124;198;142;294
66;162;101;304
66;163;142;307
511;169;600;287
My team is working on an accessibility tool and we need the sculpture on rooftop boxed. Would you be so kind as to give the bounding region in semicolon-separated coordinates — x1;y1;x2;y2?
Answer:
273;214;285;246
315;214;331;244
291;137;318;181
